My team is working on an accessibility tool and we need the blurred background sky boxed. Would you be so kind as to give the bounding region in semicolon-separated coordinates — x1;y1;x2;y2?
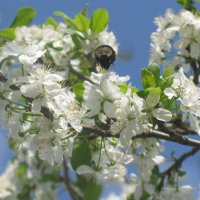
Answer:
0;0;200;199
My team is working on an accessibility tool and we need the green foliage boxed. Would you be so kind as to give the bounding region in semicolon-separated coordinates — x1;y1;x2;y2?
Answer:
54;11;76;28
0;28;15;40
83;181;102;200
41;173;61;183
45;17;58;29
71;142;92;170
163;66;174;78
76;176;102;200
10;7;36;28
147;63;160;85
74;14;90;32
118;84;138;94
55;7;109;34
90;9;109;33
71;34;82;49
17;185;32;200
17;162;28;176
144;87;161;96
176;0;190;5
141;64;162;89
127;193;136;200
72;82;85;102
80;4;89;17
176;0;196;11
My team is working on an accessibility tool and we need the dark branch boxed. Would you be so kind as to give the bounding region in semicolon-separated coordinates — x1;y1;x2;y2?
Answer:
157;147;199;190
82;126;200;148
69;66;94;84
63;159;79;200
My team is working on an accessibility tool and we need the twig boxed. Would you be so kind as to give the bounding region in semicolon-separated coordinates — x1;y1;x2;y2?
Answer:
157;147;199;190
69;66;94;84
63;159;79;200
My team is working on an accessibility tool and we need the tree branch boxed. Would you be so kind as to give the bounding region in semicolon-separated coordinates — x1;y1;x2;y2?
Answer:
63;159;79;200
157;147;199;190
69;66;94;84
82;126;200;148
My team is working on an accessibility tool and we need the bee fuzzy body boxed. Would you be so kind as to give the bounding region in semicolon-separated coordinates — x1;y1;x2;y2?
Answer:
95;45;116;70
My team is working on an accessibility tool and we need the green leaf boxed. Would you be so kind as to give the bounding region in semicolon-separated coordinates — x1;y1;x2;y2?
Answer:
74;14;90;32
147;63;160;86
83;181;102;200
176;0;189;6
76;176;102;200
141;68;156;89
127;193;136;200
144;87;161;96
118;84;138;94
160;76;174;91
71;34;82;49
118;84;128;93
0;28;15;40
163;66;174;78
10;7;36;28
71;142;92;170
90;9;109;33
54;11;76;28
41;173;60;182
72;82;85;102
45;17;58;29
80;4;89;16
17;162;28;176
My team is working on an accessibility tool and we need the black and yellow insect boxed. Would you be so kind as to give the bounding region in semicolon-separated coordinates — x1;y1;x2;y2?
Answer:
94;45;116;70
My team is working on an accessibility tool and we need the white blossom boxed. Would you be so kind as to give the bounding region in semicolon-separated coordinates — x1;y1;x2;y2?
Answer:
0;41;45;65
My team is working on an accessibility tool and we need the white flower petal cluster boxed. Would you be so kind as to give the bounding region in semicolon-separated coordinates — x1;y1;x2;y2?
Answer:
0;41;45;66
81;29;118;55
133;138;165;182
34;183;57;200
0;162;17;199
157;185;194;200
164;68;200;134
77;142;133;183
83;72;148;146
111;91;145;147
83;72;129;118
144;93;172;122
150;9;200;71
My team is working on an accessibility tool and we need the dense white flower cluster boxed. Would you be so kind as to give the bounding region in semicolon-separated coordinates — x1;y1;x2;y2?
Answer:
165;68;200;134
150;9;200;72
0;6;199;200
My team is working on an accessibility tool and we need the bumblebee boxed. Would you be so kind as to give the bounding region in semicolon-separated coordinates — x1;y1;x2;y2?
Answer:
94;45;116;70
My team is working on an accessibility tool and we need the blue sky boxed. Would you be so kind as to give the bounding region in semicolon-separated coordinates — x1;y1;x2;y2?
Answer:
0;0;200;199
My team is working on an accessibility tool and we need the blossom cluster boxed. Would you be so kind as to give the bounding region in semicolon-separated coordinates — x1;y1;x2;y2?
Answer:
0;6;198;200
150;9;200;73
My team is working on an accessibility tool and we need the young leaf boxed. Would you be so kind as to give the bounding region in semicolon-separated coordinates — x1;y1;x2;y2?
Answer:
45;17;58;29
17;162;28;176
71;34;82;49
141;68;156;89
147;63;160;86
90;9;109;33
163;66;174;78
74;14;90;32
83;182;102;200
71;142;92;170
0;28;15;40
176;0;189;6
118;84;138;94
72;82;85;102
80;4;89;16
54;11;76;28
10;7;36;28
